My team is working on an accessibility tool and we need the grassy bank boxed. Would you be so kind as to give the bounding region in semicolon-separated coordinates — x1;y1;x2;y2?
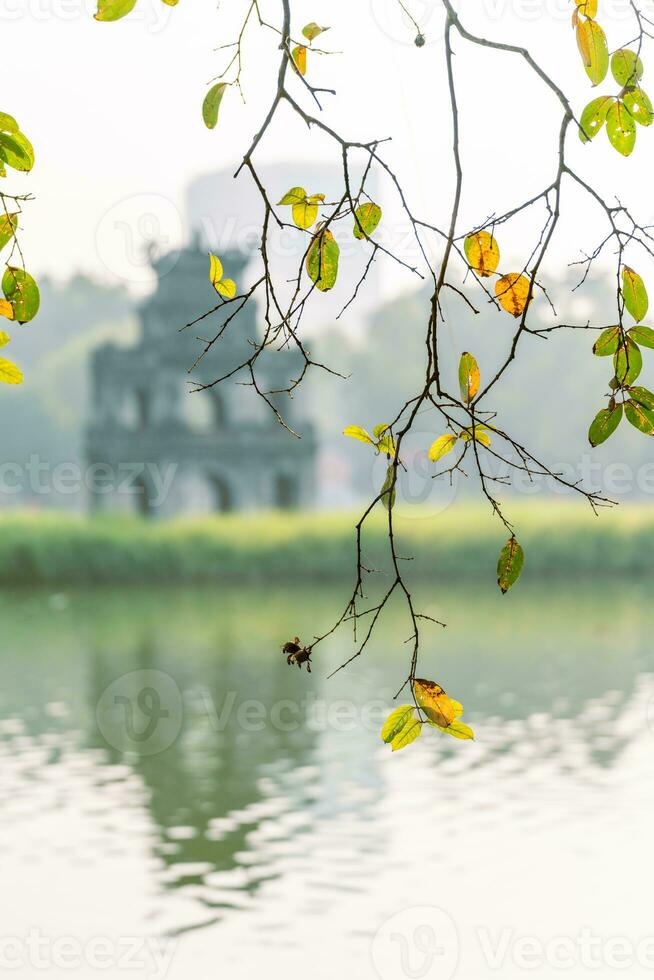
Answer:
0;502;651;586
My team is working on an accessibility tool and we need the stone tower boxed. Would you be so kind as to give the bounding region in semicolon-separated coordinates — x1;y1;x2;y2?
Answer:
85;243;316;517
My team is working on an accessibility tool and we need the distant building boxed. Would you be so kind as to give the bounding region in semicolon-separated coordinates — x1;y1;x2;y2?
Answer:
85;243;316;517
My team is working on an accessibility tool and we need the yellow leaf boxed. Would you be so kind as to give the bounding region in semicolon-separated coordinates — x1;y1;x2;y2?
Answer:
458;351;480;404
463;230;500;278
413;679;462;728
0;299;14;321
343;425;374;445
460;425;492;447
278;186;307;205
0;330;9;347
432;720;475;740
292;45;307;76
208;253;223;286
495;273;531;318
292;199;318;230
215;278;236;299
380;705;415;743
575;0;597;17
391;718;423;751
428;433;458;462
0;357;22;384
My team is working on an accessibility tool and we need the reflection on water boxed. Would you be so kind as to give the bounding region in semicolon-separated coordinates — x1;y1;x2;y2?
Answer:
1;583;653;978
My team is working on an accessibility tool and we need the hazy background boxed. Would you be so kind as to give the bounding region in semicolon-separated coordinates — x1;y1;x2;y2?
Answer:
3;6;654;980
3;0;654;514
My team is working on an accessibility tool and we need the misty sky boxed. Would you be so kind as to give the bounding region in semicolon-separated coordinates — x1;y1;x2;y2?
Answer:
5;0;653;302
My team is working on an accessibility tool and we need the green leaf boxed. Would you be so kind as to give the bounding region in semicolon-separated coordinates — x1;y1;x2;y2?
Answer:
0;212;18;252
622;266;648;323
623;87;653;127
353;202;382;240
381;705;416;743
390;718;423;752
628;385;654;410
302;22;328;41
377;432;396;456
588;403;623;446
625;399;654;435
292;199;318;230
497;536;524;594
2;267;40;323
380;465;396;511
278;186;307;205
343;425;374;445
429;719;475;740
606;101;636;156
94;0;138;20
614;337;643;385
0;113;19;134
428;433;458;462
202;83;228;130
458;351;479;404
579;96;613;142
611;48;644;87
576;18;609;87
306;228;339;292
0;132;34;172
628;325;654;348
592;325;620;356
0;357;22;384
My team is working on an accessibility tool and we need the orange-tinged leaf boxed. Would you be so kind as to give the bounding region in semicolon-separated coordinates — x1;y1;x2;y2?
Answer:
292;45;307;76
463;230;500;277
495;273;531;318
306;227;339;291
413;679;462;728
458;351;479;404
0;299;14;320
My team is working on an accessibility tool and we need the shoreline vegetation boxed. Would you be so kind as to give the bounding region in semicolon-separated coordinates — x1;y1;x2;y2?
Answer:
0;503;651;586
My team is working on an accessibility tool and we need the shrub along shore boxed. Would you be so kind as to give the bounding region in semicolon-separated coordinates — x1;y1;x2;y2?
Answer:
0;503;650;586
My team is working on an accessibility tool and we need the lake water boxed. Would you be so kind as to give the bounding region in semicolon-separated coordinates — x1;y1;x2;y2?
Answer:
1;582;654;979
